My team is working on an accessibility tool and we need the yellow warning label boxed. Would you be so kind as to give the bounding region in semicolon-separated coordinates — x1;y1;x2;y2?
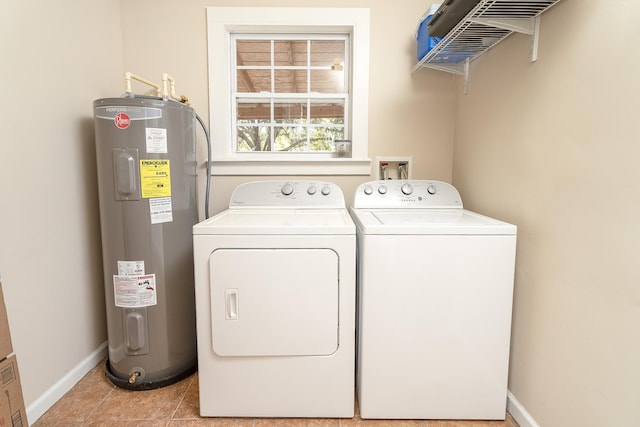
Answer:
139;159;171;198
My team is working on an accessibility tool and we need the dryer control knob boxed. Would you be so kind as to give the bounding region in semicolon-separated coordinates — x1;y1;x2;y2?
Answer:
363;185;373;195
321;185;331;196
307;185;317;195
427;184;437;195
378;185;388;194
281;182;294;196
401;183;413;195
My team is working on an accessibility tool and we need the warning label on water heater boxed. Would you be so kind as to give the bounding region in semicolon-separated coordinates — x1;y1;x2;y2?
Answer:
139;159;171;198
117;260;145;276
113;274;157;308
145;127;168;153
149;197;173;224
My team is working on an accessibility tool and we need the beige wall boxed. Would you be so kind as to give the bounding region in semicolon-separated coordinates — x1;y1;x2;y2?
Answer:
119;0;456;216
9;1;630;425
0;0;456;421
0;0;122;418
452;1;640;426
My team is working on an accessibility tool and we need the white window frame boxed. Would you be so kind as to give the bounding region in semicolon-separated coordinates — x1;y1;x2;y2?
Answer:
206;7;371;175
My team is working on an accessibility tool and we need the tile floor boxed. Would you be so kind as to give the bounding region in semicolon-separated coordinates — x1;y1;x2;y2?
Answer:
33;361;519;427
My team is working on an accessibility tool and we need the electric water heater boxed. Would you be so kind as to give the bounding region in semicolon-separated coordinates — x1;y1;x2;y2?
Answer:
93;96;197;389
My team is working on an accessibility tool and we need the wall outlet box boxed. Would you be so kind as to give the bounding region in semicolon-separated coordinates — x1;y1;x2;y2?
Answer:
375;157;412;180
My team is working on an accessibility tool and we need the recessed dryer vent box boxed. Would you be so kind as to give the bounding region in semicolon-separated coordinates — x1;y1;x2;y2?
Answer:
375;157;412;180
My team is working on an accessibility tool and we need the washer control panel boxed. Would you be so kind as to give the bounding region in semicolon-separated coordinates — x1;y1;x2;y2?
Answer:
353;180;463;209
230;180;345;208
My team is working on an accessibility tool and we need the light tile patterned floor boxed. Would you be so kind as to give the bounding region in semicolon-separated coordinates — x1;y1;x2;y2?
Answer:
33;361;519;427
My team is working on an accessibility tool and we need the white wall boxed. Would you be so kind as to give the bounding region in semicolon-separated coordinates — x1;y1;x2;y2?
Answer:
0;0;123;422
451;1;640;426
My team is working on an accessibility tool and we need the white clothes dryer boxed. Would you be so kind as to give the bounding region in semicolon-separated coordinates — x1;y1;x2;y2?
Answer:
193;180;356;418
351;180;517;420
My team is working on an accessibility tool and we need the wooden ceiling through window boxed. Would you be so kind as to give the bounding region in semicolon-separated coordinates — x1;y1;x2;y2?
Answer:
236;39;346;120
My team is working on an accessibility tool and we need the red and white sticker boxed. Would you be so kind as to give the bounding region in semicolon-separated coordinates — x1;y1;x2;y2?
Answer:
113;274;157;308
114;112;131;129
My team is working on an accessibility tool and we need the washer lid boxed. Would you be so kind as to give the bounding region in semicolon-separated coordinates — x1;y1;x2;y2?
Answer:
350;208;516;235
193;208;355;235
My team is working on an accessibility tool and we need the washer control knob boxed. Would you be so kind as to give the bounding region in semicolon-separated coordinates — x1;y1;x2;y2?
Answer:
321;185;331;196
378;185;388;195
401;183;413;195
281;182;294;196
363;185;373;195
307;185;317;195
427;184;437;195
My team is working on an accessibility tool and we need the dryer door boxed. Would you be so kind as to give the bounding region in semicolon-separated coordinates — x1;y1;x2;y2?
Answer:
209;248;339;356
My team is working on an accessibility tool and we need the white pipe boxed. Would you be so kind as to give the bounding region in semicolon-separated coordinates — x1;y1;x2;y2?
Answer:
124;72;161;97
161;73;171;100
124;72;132;94
162;73;190;104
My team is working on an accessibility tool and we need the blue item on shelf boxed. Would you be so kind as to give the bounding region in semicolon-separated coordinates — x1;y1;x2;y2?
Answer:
416;4;442;60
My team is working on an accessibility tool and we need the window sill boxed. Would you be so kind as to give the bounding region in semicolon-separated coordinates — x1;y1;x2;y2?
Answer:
208;158;372;176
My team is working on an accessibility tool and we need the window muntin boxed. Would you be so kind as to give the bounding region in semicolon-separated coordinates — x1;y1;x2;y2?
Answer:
233;35;348;155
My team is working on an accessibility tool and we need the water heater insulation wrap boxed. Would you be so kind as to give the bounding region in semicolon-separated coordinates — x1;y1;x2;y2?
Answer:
93;97;197;389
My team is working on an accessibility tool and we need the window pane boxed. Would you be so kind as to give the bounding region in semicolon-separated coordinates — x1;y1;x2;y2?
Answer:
274;69;306;94
236;40;271;67
310;70;344;93
237;100;271;152
274;40;307;66
237;125;271;152
311;127;342;151
310;102;344;123
310;40;344;67
273;102;307;151
273;102;306;122
274;126;307;152
237;69;271;93
237;102;270;120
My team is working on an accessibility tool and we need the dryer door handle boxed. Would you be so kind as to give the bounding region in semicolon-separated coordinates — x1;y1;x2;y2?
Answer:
225;289;239;320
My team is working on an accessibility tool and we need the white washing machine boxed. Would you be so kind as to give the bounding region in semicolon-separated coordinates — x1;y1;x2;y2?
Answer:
193;180;356;418
351;180;517;420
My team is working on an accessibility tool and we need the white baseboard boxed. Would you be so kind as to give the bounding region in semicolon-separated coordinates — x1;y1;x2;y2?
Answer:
26;349;533;427
26;341;108;425
507;390;540;427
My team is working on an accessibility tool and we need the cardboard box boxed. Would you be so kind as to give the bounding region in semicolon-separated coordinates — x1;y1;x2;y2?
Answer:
0;355;27;427
0;281;13;360
0;390;12;427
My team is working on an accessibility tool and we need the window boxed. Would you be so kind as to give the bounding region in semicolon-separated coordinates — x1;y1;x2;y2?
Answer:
234;36;348;154
207;7;371;175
